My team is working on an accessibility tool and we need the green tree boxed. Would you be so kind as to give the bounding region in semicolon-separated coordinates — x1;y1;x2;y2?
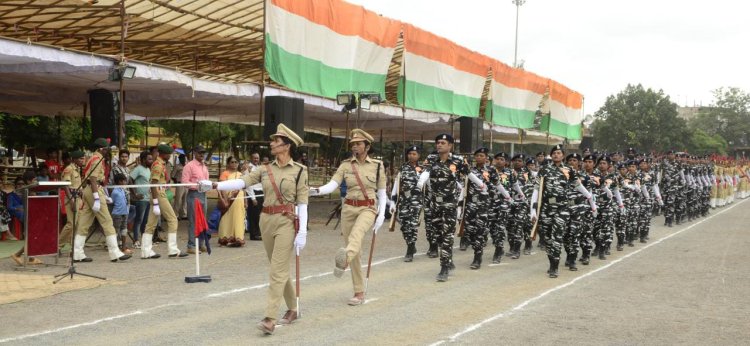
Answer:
689;87;750;149
592;84;691;152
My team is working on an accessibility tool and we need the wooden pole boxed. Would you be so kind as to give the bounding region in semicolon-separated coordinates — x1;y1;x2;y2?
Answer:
118;0;126;148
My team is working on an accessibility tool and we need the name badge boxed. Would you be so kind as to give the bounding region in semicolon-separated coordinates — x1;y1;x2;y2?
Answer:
548;197;557;204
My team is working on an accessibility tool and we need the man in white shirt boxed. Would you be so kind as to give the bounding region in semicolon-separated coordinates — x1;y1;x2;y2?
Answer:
245;152;263;241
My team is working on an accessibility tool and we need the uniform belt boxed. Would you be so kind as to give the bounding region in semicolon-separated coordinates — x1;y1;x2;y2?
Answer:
262;204;294;215
345;198;375;207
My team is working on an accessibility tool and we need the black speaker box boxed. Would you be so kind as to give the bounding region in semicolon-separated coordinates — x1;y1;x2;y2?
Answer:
89;89;120;147
580;136;594;151
263;96;304;141
458;116;483;153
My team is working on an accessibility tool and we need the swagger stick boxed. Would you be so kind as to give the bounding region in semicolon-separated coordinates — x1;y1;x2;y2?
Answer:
388;174;400;232
363;226;377;303
530;177;545;241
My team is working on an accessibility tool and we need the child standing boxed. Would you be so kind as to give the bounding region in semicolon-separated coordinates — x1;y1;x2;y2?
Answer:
111;174;133;255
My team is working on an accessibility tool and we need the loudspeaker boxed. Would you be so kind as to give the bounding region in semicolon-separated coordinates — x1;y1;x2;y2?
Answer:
263;96;304;141
458;116;483;153
89;89;120;147
580;136;594;151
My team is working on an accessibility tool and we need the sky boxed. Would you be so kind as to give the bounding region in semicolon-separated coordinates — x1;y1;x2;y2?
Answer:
348;0;750;114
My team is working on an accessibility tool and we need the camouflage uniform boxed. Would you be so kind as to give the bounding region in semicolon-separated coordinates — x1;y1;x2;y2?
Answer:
395;162;423;250
577;168;601;264
491;166;511;253
535;160;574;276
638;168;656;242
423;153;469;268
593;168;617;258
661;158;682;226
464;164;496;266
514;166;536;254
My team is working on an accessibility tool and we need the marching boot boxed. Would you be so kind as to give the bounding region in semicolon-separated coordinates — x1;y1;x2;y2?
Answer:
616;234;624;251
140;233;161;259
524;239;533;255
569;253;578;271
167;233;189;258
627;234;635;247
492;246;503;264
470;252;482;269
106;234;131;262
581;248;591;265
511;242;521;259
666;217;673;227
427;243;438;258
598;245;607;260
605;244;611;255
459;237;468;251
548;256;559;278
564;253;572;267
73;234;92;262
436;265;450;282
404;243;416;262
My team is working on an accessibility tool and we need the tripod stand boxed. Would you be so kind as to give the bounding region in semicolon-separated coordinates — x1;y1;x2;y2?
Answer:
54;162;106;284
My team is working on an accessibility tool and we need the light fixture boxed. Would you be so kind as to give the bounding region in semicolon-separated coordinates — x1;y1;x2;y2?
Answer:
108;64;137;81
358;92;382;110
336;93;354;106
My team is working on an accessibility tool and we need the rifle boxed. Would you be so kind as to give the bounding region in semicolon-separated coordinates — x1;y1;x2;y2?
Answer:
456;172;470;237
388;174;400;232
530;176;545;240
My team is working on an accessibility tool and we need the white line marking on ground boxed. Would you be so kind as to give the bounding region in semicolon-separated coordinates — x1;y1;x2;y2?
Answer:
429;199;747;345
0;252;413;342
487;263;509;267
363;297;380;304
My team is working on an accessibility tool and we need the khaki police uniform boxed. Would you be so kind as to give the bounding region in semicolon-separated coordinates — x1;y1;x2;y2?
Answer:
145;157;178;236
73;149;128;262
242;159;308;320
59;162;83;246
331;155;386;293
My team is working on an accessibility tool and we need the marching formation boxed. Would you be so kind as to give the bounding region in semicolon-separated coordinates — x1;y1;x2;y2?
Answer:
389;136;750;281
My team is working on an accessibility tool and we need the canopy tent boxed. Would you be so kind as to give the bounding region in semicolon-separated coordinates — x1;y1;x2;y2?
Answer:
0;0;572;145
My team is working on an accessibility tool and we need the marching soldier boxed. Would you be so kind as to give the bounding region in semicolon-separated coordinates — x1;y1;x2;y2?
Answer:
579;154;600;264
489;152;511;262
462;148;499;269
624;160;642;247
59;150;84;249
311;129;387;305
564;153;596;271
72;139;131;263
531;145;592;278
389;146;424;262
593;155;621;260
417;134;482;282
209;123;308;335
661;150;681;227
638;158;662;242
140;144;188;259
510;154;534;256
423;151;439;258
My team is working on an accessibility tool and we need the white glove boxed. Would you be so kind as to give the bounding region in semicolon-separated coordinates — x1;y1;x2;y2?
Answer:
373;214;385;234
92;192;101;212
457;206;463;220
294;232;307;253
388;200;396;214
152;199;161;216
198;180;212;192
105;196;113;204
309;187;320;196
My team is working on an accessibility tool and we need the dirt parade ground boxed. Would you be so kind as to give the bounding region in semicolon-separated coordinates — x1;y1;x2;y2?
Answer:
1;198;749;345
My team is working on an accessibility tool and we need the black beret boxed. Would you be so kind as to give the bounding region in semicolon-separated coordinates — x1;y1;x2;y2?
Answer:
583;154;596;162
474;147;489;155
405;145;419;154
596;155;612;165
566;153;582;161
617;162;627;170
526;158;536;165
536;152;545;157
550;144;565;155
511;153;526;161
435;133;454;143
494;152;508;159
627;147;636;154
626;159;637;166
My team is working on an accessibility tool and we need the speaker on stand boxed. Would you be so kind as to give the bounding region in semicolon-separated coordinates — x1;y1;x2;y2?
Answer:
88;89;120;147
458;116;483;153
263;96;305;140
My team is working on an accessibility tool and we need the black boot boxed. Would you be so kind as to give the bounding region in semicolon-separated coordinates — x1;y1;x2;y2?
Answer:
627;234;635;247
492;246;503;264
548;257;559;278
605;244;611;255
666;217;673;227
436;265;449;282
564;253;572;267
524;239;533;255
569;253;578;271
598;245;607;260
581;248;590;265
511;242;521;259
404;243;416;262
459;237;468;251
470;252;482;269
616;234;624;251
427;243;438;258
